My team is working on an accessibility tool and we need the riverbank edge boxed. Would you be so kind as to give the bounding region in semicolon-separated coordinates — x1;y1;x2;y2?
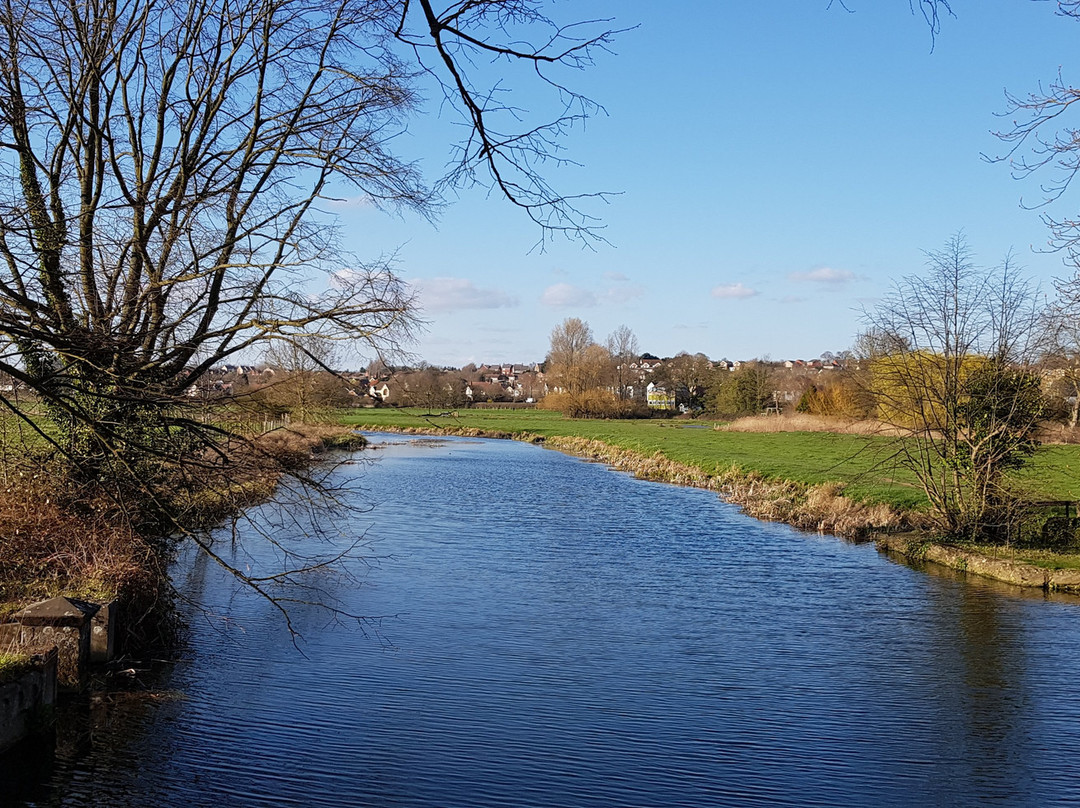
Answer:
356;423;908;536
0;424;370;626
358;423;1080;593
876;534;1080;591
0;424;371;757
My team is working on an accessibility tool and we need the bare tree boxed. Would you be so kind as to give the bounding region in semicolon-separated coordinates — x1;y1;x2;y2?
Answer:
606;324;640;400
0;0;617;631
394;1;619;244
398;366;465;411
987;4;1080;272
708;360;774;416
262;337;340;424
1041;277;1080;427
655;351;714;410
989;5;1080;432
580;343;614;392
829;0;952;40
0;0;614;495
864;235;1046;540
546;318;596;395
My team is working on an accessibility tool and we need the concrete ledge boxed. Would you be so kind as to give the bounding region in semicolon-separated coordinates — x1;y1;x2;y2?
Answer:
1048;568;1080;589
0;646;57;754
876;534;1080;591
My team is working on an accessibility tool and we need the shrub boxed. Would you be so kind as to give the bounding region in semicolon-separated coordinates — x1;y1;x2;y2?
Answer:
539;390;647;418
796;379;872;418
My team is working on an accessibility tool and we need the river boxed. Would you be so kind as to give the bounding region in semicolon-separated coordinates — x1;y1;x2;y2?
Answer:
5;433;1080;807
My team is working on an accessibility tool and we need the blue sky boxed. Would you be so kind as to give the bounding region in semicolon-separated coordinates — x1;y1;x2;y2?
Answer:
333;1;1080;367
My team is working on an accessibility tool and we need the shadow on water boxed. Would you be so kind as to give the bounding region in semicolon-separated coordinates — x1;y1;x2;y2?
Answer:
878;547;1080;800
0;736;55;808
0;662;181;808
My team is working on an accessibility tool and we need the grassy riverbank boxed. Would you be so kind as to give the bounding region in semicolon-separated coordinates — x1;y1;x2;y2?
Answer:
345;408;1080;583
345;409;926;507
344;408;1080;507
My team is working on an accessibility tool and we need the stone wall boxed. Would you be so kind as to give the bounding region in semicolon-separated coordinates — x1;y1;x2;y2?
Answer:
1;596;121;690
877;534;1080;591
14;597;97;688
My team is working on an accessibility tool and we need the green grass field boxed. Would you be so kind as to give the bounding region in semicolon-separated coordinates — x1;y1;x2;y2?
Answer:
344;408;1080;510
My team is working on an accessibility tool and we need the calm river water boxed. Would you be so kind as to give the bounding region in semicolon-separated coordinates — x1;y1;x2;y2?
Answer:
6;433;1080;807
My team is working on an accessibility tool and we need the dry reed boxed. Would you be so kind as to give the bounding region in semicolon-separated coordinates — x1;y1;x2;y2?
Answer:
717;413;909;437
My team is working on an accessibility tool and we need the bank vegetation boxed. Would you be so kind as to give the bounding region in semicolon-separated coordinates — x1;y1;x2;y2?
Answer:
0;421;367;638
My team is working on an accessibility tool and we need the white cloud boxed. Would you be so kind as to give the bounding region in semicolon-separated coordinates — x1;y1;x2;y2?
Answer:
416;277;518;313
789;266;856;284
599;271;641;303
541;282;598;308
603;284;644;304
710;282;759;300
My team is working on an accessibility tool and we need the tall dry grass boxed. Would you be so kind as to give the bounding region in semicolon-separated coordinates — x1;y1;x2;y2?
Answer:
1036;423;1080;445
0;424;367;621
718;413;909;437
539;390;649;419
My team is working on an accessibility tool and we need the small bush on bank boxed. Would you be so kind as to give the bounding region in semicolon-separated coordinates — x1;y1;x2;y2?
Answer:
795;379;873;418
539;391;650;419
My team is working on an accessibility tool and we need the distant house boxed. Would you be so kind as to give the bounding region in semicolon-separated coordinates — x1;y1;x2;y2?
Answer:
646;382;675;410
469;381;511;402
369;381;390;402
185;377;233;399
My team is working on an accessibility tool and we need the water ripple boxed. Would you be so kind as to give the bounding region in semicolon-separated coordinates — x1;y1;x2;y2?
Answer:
11;434;1080;807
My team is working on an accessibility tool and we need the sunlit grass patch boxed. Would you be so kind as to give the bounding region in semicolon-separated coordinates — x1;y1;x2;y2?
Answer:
960;543;1080;571
0;651;32;685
